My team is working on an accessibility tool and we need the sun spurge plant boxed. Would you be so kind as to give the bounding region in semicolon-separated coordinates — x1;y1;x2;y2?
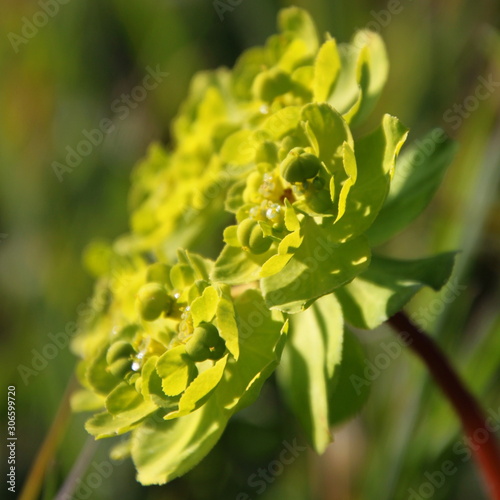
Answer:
72;7;457;485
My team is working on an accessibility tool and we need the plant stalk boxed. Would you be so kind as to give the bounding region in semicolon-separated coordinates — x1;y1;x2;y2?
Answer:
388;312;500;500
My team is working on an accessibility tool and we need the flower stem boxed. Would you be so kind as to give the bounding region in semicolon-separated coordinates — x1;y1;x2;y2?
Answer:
388;312;500;500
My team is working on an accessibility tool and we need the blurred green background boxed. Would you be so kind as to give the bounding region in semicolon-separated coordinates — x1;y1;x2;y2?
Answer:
1;0;500;499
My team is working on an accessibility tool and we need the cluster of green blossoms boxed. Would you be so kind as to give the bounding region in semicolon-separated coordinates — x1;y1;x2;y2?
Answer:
73;7;457;486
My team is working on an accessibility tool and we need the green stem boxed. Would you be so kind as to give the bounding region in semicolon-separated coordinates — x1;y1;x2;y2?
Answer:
388;312;500;500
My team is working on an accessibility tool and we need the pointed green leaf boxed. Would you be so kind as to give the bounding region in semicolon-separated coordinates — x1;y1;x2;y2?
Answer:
313;39;341;102
166;356;228;419
328;329;370;425
329;114;408;241
367;131;457;245
277;294;344;452
335;253;456;329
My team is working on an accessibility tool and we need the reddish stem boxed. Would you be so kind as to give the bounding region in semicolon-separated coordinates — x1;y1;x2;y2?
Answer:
388;312;500;500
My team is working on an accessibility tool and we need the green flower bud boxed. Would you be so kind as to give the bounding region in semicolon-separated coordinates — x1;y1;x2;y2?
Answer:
106;341;135;365
146;263;173;289
108;358;133;378
184;340;212;362
237;218;272;254
252;68;292;102
185;322;226;362
305;188;333;214
137;283;172;321
280;148;322;184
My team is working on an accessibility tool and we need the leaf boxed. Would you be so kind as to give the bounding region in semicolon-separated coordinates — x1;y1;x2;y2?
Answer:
220;290;288;411
190;286;219;325
329;114;408;241
349;31;389;126
211;244;274;285
278;6;319;54
367;131;458;245
165;356;228;419
277;294;344;453
313;39;341;102
328;329;370;426
216;286;240;359
261;106;301;139
301;103;353;168
86;408;155;439
86;347;121;395
131;400;229;485
105;382;157;422
335;141;358;222
220;129;257;166
335;252;456;330
156;346;198;396
262;219;371;313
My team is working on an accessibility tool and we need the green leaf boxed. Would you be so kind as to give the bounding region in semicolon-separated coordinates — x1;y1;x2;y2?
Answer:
220;129;257;166
328;329;370;426
190;285;219;325
220;290;288;411
261;106;301;139
86;408;156;439
278;6;319;54
313;39;341;103
211;244;274;285
367;131;457;245
165;356;228;419
349;31;389;126
105;382;157;421
262;219;371;313
277;294;344;453
156;346;198;396
215;286;240;359
86;347;121;395
301;103;353;168
329;114;408;241
131;400;229;485
335;252;456;330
